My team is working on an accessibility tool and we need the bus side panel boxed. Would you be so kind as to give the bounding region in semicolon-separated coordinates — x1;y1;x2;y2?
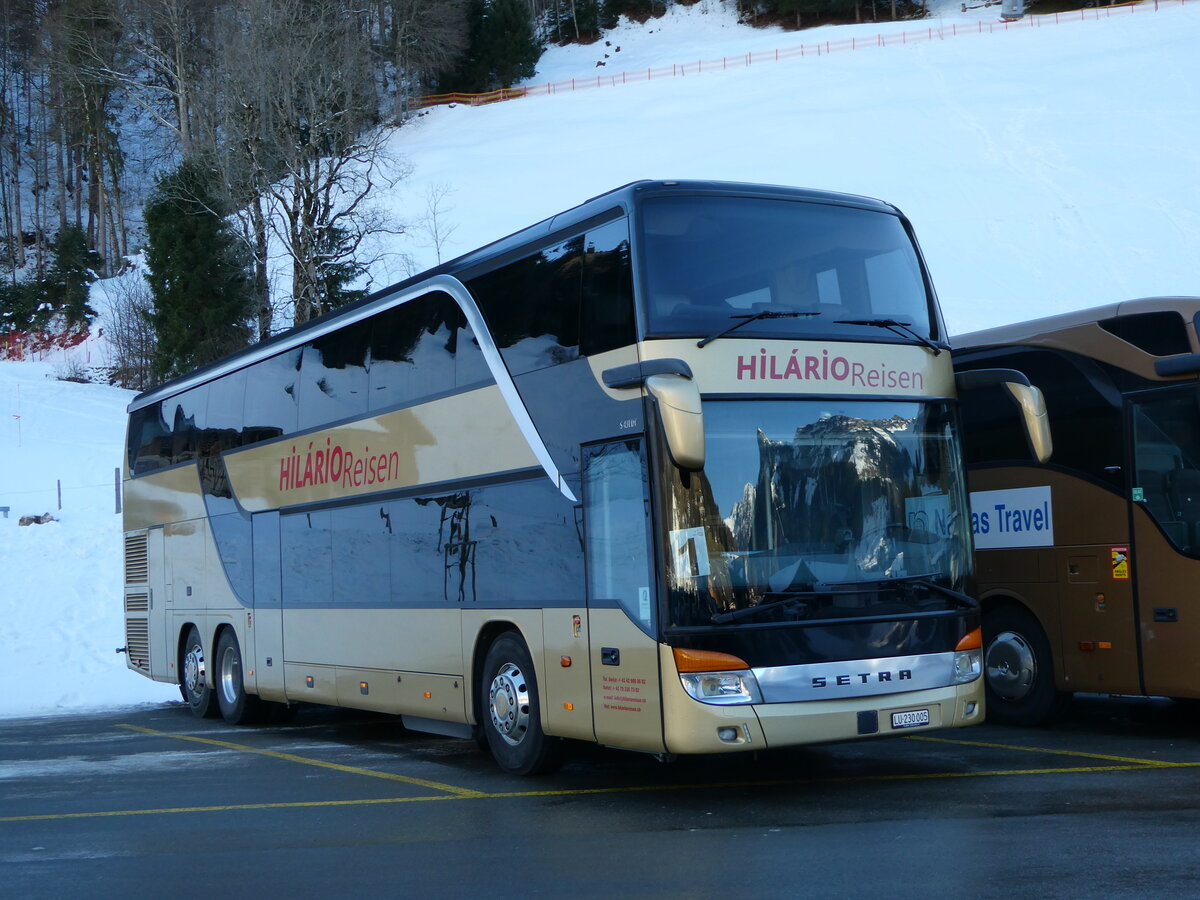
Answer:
538;607;595;741
588;609;665;753
250;511;285;702
1133;510;1200;698
282;608;465;713
971;467;1141;695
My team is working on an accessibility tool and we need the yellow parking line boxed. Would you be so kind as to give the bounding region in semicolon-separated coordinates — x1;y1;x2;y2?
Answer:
906;734;1196;768
3;759;1195;823
116;724;486;798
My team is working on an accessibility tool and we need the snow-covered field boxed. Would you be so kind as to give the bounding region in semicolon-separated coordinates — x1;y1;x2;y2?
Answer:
1;0;1196;718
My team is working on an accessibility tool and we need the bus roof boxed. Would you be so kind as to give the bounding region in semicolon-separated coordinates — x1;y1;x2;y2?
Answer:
130;180;902;411
953;296;1200;351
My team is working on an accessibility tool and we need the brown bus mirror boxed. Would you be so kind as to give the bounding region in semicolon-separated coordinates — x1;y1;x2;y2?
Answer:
645;373;706;471
955;367;1053;464
1003;381;1053;464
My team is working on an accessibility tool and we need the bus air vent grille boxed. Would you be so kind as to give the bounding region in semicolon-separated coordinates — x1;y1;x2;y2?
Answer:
125;533;148;584
125;618;150;672
125;591;149;613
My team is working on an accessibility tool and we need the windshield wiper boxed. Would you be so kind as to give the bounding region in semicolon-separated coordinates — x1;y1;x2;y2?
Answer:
816;574;978;609
710;593;813;625
833;318;941;356
697;310;819;348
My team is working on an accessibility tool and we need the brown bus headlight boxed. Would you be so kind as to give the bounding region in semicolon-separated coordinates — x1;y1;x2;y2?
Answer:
674;648;763;705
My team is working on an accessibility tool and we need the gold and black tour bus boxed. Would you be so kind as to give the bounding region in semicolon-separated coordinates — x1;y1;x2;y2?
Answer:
122;180;998;774
954;296;1200;724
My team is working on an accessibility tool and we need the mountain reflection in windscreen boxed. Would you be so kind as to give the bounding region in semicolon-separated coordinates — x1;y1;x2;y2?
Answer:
664;400;970;628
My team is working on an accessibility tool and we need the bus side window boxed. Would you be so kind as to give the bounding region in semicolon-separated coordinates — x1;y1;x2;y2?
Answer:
243;348;301;445
129;402;170;474
468;238;584;375
581;219;636;356
368;292;459;411
298;319;371;429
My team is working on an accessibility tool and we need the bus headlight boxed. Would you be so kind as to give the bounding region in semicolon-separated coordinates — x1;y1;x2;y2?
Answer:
673;647;762;705
679;670;764;705
953;648;982;684
952;628;983;684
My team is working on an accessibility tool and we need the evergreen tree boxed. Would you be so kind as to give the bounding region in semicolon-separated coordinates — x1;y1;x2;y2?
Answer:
451;0;542;91
144;162;254;381
43;226;101;328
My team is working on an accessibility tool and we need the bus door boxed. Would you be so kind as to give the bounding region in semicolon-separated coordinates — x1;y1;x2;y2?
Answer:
582;440;666;752
251;510;286;701
1128;387;1200;698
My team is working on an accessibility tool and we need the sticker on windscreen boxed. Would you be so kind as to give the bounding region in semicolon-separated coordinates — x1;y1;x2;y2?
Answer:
669;527;710;578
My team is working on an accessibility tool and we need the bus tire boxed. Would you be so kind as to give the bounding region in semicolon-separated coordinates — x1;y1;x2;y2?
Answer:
480;633;562;776
181;626;219;719
215;629;264;725
983;605;1065;726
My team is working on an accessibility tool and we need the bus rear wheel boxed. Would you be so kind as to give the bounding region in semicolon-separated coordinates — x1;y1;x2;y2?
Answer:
215;630;264;725
181;626;218;719
983;605;1066;726
480;633;561;776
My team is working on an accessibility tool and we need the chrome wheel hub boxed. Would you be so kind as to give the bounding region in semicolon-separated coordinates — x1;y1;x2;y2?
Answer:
986;630;1037;701
184;645;206;697
488;663;530;746
218;645;239;705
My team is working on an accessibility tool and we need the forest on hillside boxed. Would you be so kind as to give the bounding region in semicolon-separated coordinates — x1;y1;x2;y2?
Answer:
0;0;925;386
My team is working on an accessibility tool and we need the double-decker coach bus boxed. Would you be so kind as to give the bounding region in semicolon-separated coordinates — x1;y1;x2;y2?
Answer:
954;297;1200;725
123;180;999;774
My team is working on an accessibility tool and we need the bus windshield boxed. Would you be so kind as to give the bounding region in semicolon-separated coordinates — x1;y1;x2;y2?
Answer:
661;400;971;629
640;195;936;341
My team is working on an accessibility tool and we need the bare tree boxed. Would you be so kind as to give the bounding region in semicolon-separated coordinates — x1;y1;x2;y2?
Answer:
207;0;405;326
103;268;157;390
416;181;459;265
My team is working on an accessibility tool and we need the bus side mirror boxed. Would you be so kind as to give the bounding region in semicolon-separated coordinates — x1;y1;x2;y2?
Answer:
602;358;706;472
1003;381;1052;464
645;374;706;471
955;367;1053;464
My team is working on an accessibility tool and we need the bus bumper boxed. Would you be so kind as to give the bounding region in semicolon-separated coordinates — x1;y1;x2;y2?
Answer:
661;671;984;755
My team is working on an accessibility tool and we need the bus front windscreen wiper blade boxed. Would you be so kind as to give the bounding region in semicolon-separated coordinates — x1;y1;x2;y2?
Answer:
816;574;978;610
697;310;819;348
833;318;941;356
710;593;814;624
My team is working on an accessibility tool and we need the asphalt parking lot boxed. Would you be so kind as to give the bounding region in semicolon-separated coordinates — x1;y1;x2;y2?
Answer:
3;694;1200;898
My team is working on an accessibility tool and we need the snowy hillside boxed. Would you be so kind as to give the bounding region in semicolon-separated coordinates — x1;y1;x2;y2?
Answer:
1;0;1197;718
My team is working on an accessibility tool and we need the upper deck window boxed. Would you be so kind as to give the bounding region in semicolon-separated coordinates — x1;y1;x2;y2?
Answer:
1099;311;1190;357
639;195;935;343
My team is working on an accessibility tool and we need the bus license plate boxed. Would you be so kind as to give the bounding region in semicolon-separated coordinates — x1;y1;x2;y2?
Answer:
891;709;930;729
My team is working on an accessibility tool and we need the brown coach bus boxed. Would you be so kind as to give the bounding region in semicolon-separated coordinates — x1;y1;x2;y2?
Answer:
954;297;1200;724
122;180;998;774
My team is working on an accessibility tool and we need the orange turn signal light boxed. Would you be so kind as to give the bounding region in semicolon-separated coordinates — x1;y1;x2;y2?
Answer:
955;628;983;652
673;647;750;673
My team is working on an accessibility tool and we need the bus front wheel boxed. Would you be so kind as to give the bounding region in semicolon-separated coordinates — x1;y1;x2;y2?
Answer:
983;605;1065;726
180;626;218;719
480;633;561;776
215;630;264;725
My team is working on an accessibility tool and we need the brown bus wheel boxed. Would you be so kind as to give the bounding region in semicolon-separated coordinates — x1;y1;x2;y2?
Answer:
480;633;562;776
215;629;265;725
181;626;219;719
983;605;1067;726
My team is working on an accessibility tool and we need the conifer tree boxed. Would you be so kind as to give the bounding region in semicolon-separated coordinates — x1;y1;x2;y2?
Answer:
452;0;542;91
144;162;254;381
